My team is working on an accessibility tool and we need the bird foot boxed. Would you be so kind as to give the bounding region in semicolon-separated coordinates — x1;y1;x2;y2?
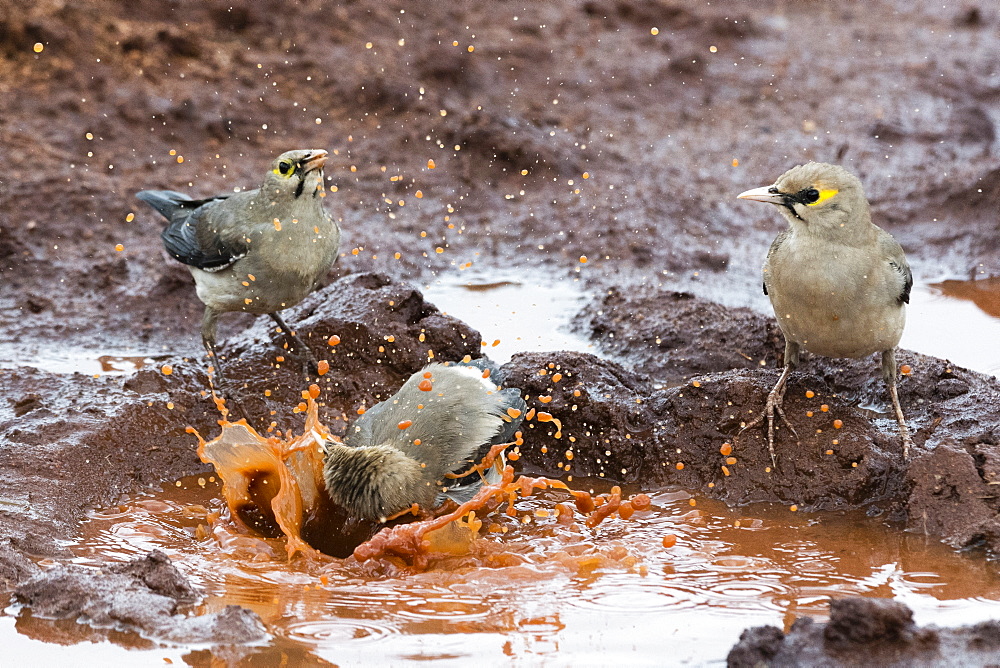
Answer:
736;384;799;468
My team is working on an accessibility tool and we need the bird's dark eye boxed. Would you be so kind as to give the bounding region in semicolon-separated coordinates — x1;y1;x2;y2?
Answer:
276;160;293;176
801;188;820;204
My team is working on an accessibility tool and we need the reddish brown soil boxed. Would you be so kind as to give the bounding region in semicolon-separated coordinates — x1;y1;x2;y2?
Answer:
2;0;1000;661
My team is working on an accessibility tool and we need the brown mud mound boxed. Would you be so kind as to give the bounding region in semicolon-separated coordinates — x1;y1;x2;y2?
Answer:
13;550;266;645
502;320;1000;546
574;287;786;380
728;597;1000;667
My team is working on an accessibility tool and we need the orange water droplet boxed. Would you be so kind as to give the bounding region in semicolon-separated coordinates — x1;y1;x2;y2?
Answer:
901;364;912;375
820;404;829;412
539;395;552;404
114;243;124;252
317;360;330;376
720;442;732;456
675;462;684;470
662;534;676;548
726;456;737;465
427;159;436;169
833;419;843;429
327;335;341;346
551;373;563;383
506;407;522;419
397;420;412;429
418;379;433;392
579;255;588;263
308;384;321;399
805;390;815;398
357;407;366;415
537;412;553;422
481;368;491;379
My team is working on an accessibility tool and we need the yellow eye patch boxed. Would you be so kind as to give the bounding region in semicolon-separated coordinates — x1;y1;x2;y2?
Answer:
807;188;838;206
273;160;294;178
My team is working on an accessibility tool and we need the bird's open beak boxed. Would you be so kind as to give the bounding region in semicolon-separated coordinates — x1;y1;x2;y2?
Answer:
737;185;785;204
302;150;328;172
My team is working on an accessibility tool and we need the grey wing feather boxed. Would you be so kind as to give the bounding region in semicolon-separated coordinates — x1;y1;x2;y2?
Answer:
343;399;393;449
450;356;504;383
762;230;789;297
442;386;525;505
878;229;912;305
137;189;249;272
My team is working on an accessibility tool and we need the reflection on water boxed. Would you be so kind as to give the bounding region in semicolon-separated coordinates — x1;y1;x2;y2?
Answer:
6;475;1000;665
901;277;1000;377
933;276;1000;318
422;272;595;364
0;351;161;376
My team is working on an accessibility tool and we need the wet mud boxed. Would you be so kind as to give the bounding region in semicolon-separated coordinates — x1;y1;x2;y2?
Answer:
3;0;1000;660
13;550;266;645
728;597;1000;667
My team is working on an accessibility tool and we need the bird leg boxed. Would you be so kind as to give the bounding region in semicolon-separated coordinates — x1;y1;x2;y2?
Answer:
269;312;319;376
201;307;247;420
201;307;226;391
882;349;912;459
738;364;799;468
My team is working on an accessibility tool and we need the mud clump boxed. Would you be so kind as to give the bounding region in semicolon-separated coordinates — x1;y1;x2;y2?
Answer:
727;597;1000;667
574;286;785;380
14;550;267;645
504;287;1000;544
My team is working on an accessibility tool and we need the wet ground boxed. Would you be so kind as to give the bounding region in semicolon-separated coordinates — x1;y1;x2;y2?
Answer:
3;0;1000;665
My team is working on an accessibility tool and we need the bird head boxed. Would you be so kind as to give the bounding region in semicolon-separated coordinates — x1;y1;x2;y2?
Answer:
737;162;870;231
261;149;328;200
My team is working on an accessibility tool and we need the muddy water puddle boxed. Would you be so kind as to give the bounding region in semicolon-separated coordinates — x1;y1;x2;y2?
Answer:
0;350;167;376
901;277;1000;376
5;475;999;665
426;272;1000;378
422;272;595;364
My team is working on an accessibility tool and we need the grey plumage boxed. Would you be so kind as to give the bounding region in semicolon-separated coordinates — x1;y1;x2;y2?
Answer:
737;162;912;462
137;149;339;385
323;360;526;522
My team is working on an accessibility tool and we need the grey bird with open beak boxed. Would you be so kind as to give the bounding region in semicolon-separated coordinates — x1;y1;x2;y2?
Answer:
736;162;912;463
323;359;526;523
136;149;339;386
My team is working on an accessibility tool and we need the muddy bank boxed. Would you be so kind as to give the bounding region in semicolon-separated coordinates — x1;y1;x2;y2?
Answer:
510;287;1000;534
2;0;1000;362
728;597;1000;667
13;550;266;645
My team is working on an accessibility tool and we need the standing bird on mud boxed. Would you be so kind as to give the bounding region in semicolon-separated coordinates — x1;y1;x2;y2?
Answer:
136;149;339;388
736;162;912;464
323;359;526;523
